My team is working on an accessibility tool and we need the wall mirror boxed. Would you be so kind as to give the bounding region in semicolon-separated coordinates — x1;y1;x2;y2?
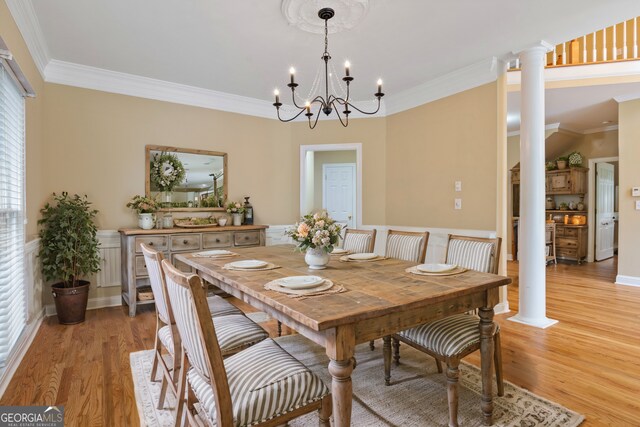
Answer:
145;145;227;211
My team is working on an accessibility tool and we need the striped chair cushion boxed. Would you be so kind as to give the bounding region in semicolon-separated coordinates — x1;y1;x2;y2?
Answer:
188;338;329;427
143;251;172;325
398;314;500;358
386;234;424;262
446;239;494;273
207;295;243;317
158;314;267;357
343;232;372;254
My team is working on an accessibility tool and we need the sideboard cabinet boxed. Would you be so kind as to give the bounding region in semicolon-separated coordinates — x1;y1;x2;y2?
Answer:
119;225;267;316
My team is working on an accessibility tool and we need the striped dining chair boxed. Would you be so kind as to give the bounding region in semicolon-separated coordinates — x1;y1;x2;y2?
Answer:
161;260;332;427
140;244;268;411
369;229;430;351
386;235;504;427
342;228;377;253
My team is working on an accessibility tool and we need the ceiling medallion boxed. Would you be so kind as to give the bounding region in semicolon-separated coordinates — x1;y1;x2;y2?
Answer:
273;7;384;129
281;0;369;34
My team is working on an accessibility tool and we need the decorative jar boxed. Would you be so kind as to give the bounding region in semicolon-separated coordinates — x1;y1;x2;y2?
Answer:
305;247;330;270
232;213;242;226
138;213;155;230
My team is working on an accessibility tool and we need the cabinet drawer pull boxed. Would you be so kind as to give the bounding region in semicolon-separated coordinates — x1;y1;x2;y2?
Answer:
216;239;220;243
183;239;188;244
245;236;249;240
148;242;154;246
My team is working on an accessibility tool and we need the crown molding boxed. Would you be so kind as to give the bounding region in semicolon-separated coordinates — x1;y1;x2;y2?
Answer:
614;92;640;103
582;124;619;134
507;122;562;137
45;60;279;119
5;0;50;78
384;57;499;115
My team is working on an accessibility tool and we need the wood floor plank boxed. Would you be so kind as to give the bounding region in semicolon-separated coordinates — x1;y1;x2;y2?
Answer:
1;258;638;426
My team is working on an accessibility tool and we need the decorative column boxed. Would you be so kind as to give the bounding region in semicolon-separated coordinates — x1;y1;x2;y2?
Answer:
509;44;558;329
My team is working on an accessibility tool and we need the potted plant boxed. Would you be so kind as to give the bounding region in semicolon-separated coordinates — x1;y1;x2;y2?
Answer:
568;151;583;168
38;192;101;324
545;161;557;171
286;210;342;270
226;201;245;226
127;195;159;229
556;156;568;170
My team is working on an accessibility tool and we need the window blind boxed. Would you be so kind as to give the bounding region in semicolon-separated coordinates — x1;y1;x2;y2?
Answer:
0;64;26;367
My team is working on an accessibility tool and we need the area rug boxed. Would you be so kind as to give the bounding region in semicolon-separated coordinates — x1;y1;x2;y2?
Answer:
131;335;584;427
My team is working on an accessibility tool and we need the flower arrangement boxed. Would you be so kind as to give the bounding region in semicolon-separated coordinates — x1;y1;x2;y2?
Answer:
126;195;160;214
150;152;186;192
286;210;342;253
226;201;245;215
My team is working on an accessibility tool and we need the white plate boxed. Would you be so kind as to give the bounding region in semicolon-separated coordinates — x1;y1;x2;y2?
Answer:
277;275;325;289
194;250;233;256
228;260;268;269
416;263;458;273
347;253;378;260
331;248;349;254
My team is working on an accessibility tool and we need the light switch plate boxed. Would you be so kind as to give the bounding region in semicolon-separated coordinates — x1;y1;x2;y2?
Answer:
455;181;462;192
454;198;462;210
633;187;640;197
636;200;640;210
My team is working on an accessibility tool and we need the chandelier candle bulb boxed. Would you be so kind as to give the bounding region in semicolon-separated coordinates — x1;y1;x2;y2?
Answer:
345;60;350;77
289;67;295;84
377;79;383;94
274;89;280;104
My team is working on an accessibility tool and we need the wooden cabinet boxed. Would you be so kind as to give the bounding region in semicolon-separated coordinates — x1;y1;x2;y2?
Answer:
545;167;588;194
119;225;267;317
555;225;587;263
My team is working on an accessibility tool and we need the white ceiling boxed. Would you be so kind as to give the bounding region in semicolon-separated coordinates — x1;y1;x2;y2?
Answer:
507;81;640;133
27;0;640;104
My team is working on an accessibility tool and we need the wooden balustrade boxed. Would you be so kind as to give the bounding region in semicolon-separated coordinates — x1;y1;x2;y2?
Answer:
508;17;639;70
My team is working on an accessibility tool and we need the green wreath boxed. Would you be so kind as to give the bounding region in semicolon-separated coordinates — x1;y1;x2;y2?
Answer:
150;153;186;191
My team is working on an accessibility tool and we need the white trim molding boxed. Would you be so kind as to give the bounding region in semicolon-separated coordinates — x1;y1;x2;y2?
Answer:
508;60;640;87
587;156;619;263
5;0;50;77
385;58;500;115
615;275;640;287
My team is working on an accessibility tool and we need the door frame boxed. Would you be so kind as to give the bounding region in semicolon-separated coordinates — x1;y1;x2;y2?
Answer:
322;163;357;229
587;156;619;262
300;143;363;228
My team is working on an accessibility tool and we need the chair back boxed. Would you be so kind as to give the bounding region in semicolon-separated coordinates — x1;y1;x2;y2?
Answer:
385;230;429;263
140;243;172;325
445;235;502;274
161;259;233;425
343;228;377;253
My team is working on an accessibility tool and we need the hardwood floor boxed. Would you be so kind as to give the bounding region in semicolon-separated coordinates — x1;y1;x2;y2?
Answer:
2;258;638;426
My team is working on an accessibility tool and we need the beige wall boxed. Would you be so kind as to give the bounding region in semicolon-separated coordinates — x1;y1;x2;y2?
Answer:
617;100;640;279
313;150;357;210
1;0;45;239
385;82;499;230
42;84;295;229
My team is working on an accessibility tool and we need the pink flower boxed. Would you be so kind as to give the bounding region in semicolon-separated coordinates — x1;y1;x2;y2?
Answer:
297;222;310;238
316;220;325;228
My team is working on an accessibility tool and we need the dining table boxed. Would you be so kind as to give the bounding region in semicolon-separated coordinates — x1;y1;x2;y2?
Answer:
175;244;512;427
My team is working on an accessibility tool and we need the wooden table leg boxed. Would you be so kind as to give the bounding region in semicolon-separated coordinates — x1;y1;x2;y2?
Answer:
326;325;356;427
478;306;496;425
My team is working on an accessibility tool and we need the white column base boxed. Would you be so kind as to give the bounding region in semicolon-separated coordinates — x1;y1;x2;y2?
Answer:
507;314;558;329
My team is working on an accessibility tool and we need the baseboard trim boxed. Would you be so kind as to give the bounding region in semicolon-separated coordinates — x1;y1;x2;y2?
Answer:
45;295;122;317
506;254;513;261
0;308;45;399
615;275;640;287
494;301;510;315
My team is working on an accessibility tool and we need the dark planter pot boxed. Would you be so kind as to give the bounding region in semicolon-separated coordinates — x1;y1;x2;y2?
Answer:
52;281;90;325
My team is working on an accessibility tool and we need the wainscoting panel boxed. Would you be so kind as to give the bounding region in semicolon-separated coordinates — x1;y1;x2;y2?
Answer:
24;238;43;323
96;230;121;288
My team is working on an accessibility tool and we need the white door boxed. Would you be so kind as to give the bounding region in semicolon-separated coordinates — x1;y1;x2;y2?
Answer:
595;162;615;261
323;163;356;229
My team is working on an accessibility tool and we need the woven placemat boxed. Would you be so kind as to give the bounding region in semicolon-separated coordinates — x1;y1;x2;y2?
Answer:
405;266;468;276
264;279;346;299
192;253;239;259
222;262;280;271
339;255;387;263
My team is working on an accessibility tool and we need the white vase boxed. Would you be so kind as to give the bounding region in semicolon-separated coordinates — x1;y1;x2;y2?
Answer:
232;213;242;226
305;247;330;270
138;213;155;230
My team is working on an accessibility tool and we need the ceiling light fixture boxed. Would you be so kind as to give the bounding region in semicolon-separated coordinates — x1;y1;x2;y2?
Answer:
272;7;384;129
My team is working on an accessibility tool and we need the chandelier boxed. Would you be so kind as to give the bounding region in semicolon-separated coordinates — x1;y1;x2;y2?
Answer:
272;7;385;129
